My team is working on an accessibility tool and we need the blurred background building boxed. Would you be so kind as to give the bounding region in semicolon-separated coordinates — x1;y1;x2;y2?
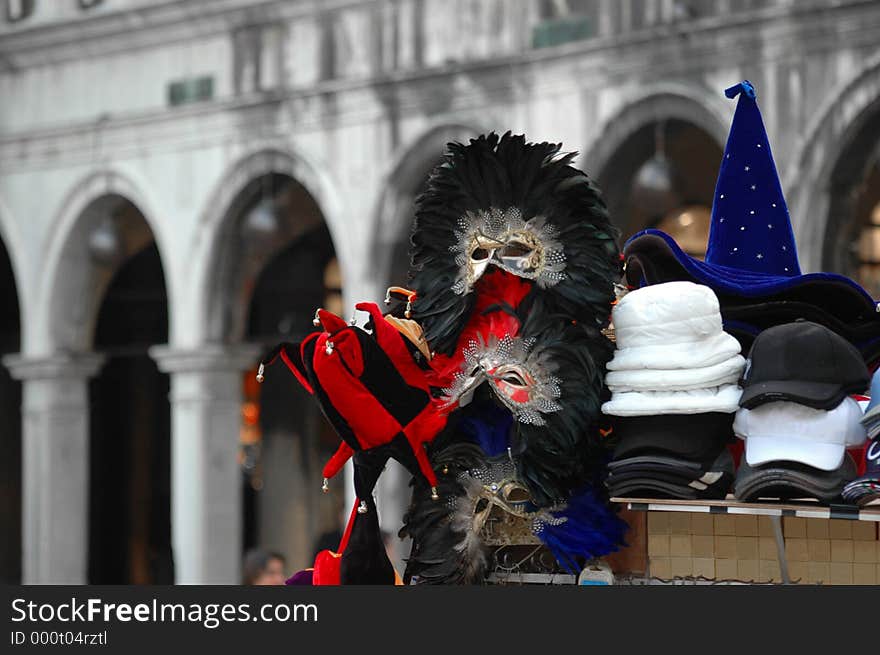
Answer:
0;0;878;584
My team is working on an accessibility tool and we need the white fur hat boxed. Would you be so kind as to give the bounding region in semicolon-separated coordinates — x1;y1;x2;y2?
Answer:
607;282;742;372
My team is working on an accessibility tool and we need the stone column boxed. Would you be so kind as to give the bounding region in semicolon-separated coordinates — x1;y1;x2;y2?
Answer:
598;0;615;37
3;352;105;584
150;345;261;584
619;0;632;33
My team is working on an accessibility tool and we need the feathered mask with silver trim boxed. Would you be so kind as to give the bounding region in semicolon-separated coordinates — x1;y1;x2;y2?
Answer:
400;443;628;584
443;333;563;426
450;207;567;295
406;132;620;357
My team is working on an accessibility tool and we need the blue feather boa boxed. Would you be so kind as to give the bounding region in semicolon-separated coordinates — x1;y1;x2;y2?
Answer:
533;485;629;574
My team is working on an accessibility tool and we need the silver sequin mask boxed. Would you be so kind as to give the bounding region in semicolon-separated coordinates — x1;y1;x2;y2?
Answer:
443;333;562;425
452;458;567;547
450;207;566;295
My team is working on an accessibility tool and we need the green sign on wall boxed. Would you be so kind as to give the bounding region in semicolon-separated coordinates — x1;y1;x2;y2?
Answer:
532;16;593;49
168;76;214;107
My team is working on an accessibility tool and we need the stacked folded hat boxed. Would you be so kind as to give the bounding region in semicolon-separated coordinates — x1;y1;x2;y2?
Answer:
602;281;742;499
843;369;880;505
842;441;880;506
860;369;880;440
733;321;869;503
606;424;736;500
622;81;880;368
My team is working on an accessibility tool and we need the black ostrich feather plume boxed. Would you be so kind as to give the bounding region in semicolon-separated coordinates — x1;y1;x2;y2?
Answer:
399;436;490;585
406;131;621;355
435;303;614;505
508;309;614;505
400;391;621;584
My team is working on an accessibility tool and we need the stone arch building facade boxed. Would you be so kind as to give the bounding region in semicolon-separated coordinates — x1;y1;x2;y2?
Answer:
1;0;879;583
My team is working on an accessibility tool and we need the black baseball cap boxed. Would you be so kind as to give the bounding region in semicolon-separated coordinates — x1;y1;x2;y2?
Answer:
609;477;731;500
608;479;703;500
607;449;735;498
608;454;734;500
607;449;734;498
739;321;869;410
608;468;725;488
733;454;857;503
611;413;733;462
608;452;714;475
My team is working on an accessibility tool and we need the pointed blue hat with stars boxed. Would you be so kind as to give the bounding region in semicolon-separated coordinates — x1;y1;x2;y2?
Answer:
623;81;878;321
706;80;800;274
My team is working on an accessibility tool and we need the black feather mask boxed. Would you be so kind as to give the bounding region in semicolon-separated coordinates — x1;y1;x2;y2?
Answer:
407;131;621;356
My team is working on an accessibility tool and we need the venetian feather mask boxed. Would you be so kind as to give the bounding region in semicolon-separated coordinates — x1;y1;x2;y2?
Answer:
450;207;567;295
406;133;620;356
443;332;563;426
455;456;566;546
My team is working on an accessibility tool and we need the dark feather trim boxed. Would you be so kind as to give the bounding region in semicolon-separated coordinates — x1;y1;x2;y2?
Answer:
399;440;490;585
509;310;614;505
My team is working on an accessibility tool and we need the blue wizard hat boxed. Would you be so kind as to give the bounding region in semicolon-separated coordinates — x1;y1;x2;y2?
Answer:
623;81;879;322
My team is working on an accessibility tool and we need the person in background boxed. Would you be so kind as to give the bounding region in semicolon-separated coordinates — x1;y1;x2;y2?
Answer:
242;548;287;585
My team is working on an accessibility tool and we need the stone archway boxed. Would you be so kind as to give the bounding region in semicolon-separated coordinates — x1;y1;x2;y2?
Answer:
585;86;728;178
195;148;347;338
89;237;171;584
50;192;171;585
0;227;21;583
583;88;727;248
819;100;880;290
36;168;169;354
371;124;483;289
10;173;171;584
786;53;880;273
199;155;344;575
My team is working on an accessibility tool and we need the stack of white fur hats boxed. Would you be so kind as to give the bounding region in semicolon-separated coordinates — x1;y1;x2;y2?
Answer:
602;281;745;415
601;281;745;500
